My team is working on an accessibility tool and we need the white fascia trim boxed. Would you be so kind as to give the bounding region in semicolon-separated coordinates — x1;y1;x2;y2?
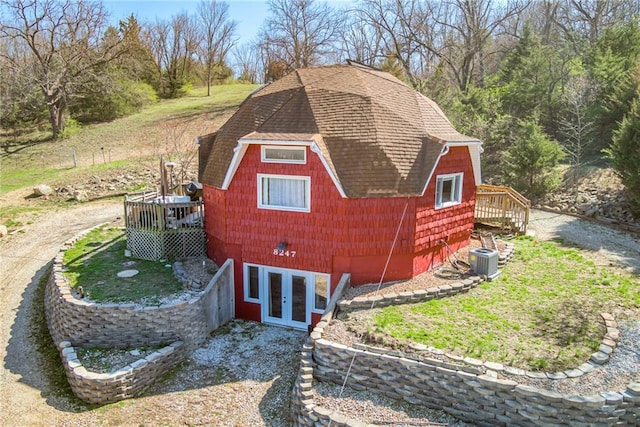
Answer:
309;141;347;198
223;139;315;189
221;142;249;190
224;140;314;190
222;137;348;198
468;144;483;185
239;138;313;146
419;140;484;196
420;144;449;197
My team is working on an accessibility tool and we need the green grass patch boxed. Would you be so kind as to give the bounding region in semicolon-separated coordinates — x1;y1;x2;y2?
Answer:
1;83;257;193
362;236;640;371
62;226;183;304
0;204;41;226
0;166;75;194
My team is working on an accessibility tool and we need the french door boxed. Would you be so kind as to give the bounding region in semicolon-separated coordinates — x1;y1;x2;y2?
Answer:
263;268;310;330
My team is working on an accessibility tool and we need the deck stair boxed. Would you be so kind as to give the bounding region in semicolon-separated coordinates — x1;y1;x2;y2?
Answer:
475;184;530;234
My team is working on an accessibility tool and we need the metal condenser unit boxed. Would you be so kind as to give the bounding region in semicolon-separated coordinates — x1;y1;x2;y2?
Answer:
469;248;500;280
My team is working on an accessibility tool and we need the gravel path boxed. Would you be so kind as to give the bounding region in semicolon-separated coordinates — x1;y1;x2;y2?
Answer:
527;209;640;274
0;201;123;426
0;204;638;426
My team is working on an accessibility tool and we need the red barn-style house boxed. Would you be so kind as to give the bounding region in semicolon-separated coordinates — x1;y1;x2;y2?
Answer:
198;63;482;330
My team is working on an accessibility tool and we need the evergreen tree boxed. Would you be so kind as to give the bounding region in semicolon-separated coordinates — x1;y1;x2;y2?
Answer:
607;97;640;216
502;118;565;200
589;19;640;149
492;24;567;133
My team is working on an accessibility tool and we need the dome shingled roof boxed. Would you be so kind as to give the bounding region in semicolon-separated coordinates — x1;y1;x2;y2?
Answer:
200;63;479;197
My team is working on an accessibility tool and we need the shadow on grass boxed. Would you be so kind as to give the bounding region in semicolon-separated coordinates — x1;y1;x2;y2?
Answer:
8;272;307;422
166;101;240;122
1;133;54;158
530;299;601;348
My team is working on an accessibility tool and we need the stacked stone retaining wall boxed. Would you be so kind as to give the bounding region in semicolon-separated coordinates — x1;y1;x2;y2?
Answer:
46;234;234;349
44;225;234;404
58;340;186;404
291;241;640;426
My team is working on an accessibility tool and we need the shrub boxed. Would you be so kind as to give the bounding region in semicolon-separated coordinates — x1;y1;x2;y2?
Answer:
60;118;81;139
70;77;157;123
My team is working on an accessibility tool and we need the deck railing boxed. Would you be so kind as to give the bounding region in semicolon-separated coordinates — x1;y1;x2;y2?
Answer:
475;184;530;233
124;192;204;231
123;192;205;261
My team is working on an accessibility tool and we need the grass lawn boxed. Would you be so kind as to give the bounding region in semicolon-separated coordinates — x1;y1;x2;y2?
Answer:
358;236;640;372
62;226;183;304
0;83;258;195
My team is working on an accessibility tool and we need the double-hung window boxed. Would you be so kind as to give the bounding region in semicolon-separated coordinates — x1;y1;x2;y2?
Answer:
435;173;463;209
258;174;311;212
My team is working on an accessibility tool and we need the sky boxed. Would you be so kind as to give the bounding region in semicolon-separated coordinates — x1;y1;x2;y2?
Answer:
103;0;353;46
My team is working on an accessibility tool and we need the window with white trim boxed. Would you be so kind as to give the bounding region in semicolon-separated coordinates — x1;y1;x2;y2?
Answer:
435;173;463;209
258;174;310;212
244;264;260;302
313;274;329;312
261;146;306;163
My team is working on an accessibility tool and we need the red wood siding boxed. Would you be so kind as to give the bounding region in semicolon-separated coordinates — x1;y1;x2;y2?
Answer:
203;144;476;322
412;146;476;274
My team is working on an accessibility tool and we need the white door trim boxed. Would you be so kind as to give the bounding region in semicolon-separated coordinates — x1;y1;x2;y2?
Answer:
261;266;310;330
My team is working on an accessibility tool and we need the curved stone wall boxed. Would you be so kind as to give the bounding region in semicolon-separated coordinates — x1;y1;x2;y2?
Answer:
44;224;234;404
292;320;640;426
45;227;233;350
337;242;515;312
291;242;640;426
59;340;185;404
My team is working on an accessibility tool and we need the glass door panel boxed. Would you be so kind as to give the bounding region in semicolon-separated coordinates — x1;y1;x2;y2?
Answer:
260;267;311;330
291;275;307;323
268;272;283;320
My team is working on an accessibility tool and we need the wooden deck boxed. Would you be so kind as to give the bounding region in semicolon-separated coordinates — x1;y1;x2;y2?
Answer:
124;192;205;261
475;184;530;233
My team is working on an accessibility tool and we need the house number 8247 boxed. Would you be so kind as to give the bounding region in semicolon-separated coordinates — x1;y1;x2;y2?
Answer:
273;249;296;257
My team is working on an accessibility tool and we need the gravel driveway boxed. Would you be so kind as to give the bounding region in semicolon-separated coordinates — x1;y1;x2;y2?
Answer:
0;204;638;426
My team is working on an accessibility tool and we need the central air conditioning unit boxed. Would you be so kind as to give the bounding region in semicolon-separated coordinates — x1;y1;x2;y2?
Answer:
469;248;500;280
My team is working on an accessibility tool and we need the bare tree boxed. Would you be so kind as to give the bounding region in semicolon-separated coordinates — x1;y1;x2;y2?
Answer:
357;0;435;88
196;0;237;96
337;11;385;66
147;121;199;190
554;0;640;50
558;74;596;166
356;0;527;92
0;0;126;138
430;0;528;92
232;42;261;83
260;0;344;69
146;13;200;97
